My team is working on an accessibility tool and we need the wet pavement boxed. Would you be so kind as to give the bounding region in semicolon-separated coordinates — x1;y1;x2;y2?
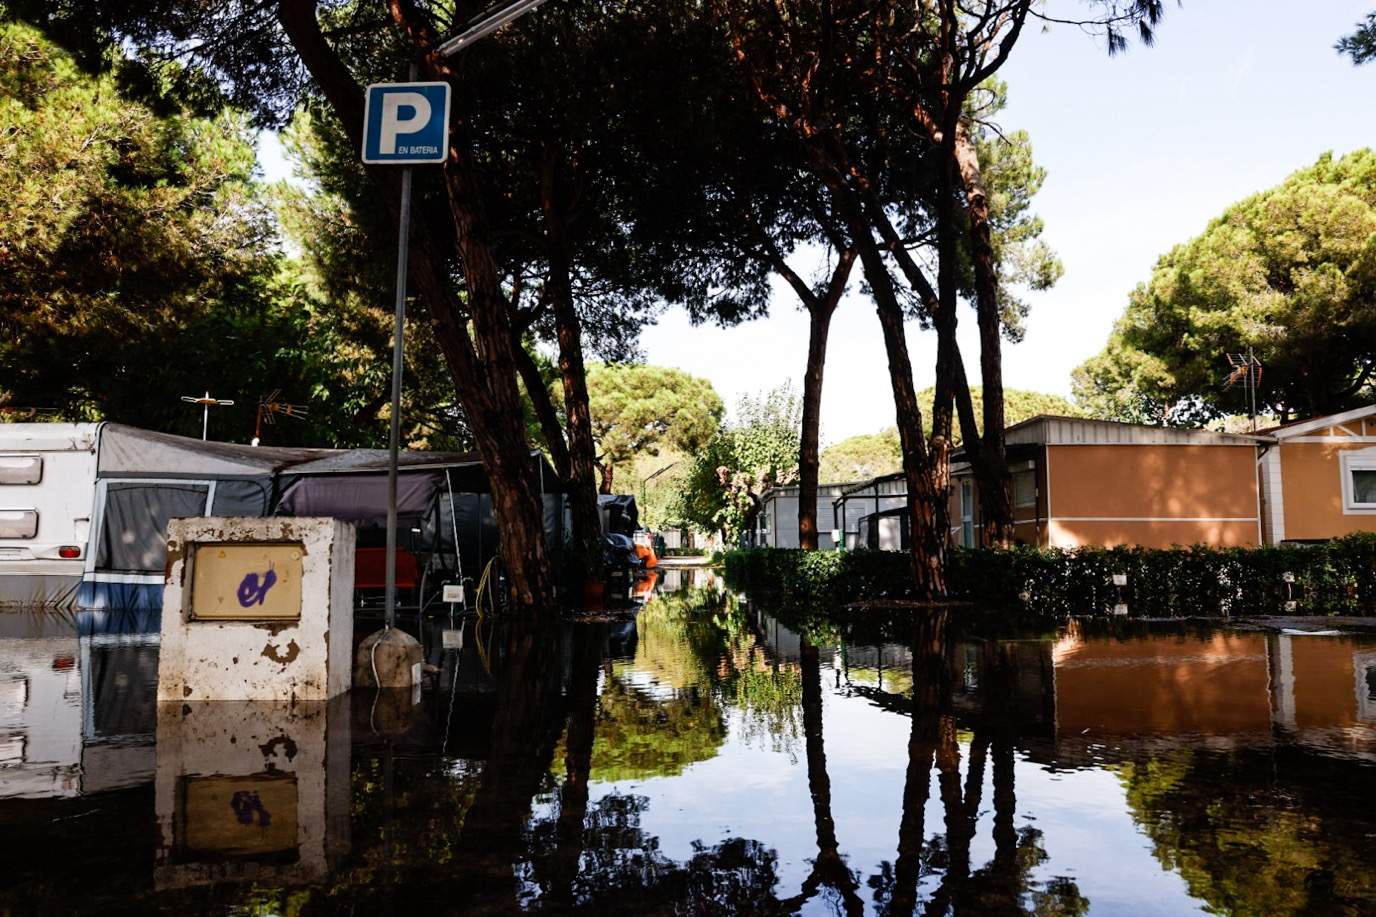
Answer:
4;567;1376;915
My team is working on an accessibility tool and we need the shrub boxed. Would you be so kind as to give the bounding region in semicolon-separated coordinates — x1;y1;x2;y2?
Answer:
723;534;1376;617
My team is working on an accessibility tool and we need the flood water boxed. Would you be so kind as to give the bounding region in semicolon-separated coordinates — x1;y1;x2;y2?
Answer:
4;567;1376;915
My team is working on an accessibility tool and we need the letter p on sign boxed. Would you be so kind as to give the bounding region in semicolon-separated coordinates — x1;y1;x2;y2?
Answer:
362;82;451;164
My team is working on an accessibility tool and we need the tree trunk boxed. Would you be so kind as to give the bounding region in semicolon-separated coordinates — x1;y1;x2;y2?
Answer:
597;461;614;495
798;250;856;550
513;339;571;481
278;0;557;618
953;126;1013;545
541;152;602;568
854;178;982;548
848;224;946;597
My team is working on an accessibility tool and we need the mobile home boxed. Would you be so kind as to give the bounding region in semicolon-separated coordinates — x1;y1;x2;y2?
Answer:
948;416;1265;549
1258;404;1376;543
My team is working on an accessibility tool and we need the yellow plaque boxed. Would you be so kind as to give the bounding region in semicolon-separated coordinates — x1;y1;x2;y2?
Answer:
190;542;304;621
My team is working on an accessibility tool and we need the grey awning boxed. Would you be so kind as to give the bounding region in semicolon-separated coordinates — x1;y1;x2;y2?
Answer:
96;424;330;479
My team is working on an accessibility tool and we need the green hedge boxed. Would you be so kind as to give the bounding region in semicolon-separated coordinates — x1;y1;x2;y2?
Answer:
723;534;1376;617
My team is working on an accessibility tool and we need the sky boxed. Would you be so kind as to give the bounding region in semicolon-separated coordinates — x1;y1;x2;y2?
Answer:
258;2;1376;445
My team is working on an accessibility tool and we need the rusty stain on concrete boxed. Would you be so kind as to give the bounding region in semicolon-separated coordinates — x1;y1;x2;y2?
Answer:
260;734;299;763
253;620;295;635
261;640;301;665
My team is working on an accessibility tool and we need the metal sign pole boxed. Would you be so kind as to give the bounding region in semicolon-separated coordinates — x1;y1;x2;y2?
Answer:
384;65;419;631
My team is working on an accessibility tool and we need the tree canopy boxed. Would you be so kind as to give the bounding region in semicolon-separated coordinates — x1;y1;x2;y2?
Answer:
678;385;801;543
1338;12;1376;64
0;20;402;445
584;363;724;494
1073;150;1376;425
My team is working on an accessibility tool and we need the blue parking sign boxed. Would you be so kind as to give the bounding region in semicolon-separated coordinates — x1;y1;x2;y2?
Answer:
361;82;451;164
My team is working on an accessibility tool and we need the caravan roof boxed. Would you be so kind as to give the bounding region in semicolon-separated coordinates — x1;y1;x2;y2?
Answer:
0;423;100;453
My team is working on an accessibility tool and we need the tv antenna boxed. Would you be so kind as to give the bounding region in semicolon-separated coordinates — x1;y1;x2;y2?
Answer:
1225;348;1263;432
180;391;235;440
253;390;309;446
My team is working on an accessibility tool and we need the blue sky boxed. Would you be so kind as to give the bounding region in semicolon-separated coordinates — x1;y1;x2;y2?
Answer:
258;2;1376;443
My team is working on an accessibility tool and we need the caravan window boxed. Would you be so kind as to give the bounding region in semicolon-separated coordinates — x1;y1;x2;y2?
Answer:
0;456;42;485
0;509;38;539
960;480;975;547
97;483;209;573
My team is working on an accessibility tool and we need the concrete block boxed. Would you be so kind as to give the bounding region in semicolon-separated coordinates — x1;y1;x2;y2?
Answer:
159;517;355;702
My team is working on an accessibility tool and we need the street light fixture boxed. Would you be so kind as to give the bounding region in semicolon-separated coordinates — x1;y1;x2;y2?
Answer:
435;0;556;57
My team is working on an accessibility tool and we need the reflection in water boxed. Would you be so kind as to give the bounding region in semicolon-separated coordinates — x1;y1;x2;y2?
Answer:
3;588;1376;913
153;699;351;890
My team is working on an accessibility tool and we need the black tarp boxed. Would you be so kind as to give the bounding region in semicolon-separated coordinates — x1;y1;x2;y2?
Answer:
598;494;639;535
210;478;272;517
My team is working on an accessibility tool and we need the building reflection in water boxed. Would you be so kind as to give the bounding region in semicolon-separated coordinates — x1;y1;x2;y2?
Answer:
152;698;351;890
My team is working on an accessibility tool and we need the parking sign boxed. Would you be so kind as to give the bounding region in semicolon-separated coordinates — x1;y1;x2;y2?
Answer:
361;82;451;165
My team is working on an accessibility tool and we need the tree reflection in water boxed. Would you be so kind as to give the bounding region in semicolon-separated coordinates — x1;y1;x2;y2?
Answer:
447;616;567;913
780;636;865;915
851;610;1090;917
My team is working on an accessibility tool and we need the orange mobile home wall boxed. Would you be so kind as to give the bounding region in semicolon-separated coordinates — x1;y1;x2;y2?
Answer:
1279;441;1376;540
1046;443;1259;548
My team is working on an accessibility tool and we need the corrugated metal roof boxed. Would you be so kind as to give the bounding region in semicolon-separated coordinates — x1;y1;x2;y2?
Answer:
760;482;853;503
1005;415;1265;446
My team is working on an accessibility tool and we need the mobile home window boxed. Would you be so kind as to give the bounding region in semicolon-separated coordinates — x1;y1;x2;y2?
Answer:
1013;470;1037;508
1341;452;1376;513
1353;470;1376;505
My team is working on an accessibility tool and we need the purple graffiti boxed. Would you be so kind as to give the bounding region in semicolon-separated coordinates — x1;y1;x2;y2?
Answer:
230;790;272;827
236;567;278;607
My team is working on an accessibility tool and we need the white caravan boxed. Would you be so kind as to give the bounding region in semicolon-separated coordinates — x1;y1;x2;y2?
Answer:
0;424;100;607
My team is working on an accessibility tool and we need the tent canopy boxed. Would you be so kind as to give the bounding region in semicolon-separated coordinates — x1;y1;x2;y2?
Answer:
276;471;445;529
96;424;329;479
85;424;565;590
96;424;560;491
